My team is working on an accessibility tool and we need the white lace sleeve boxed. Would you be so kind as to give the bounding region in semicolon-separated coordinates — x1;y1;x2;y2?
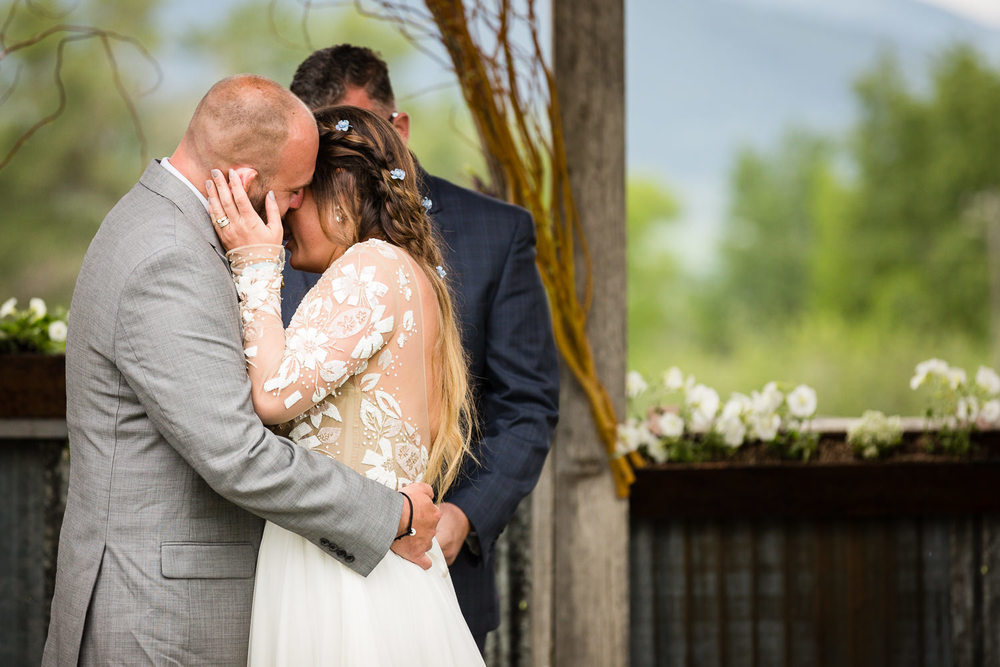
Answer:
228;241;401;425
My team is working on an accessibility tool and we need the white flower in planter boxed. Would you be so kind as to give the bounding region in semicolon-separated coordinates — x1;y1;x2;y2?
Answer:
910;358;949;390
787;385;817;419
625;371;647;399
662;366;685;391
686;383;719;429
48;321;67;343
717;414;746;448
616;419;642;454
980;399;1000;424
645;433;670;463
947;366;968;390
723;393;751;420
0;298;15;318
749;412;781;442
957;395;979;423
752;382;783;415
28;297;46;320
976;366;1000;396
656;412;685;439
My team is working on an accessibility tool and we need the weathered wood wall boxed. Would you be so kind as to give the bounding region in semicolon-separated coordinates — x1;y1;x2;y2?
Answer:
0;420;66;667
630;515;1000;667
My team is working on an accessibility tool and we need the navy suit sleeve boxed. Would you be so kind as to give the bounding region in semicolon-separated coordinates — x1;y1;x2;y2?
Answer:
444;207;560;552
280;251;322;328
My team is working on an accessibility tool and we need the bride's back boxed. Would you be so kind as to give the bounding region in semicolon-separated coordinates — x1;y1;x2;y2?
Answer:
277;239;441;491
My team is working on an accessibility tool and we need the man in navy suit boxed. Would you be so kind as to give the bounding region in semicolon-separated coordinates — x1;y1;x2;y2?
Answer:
284;45;560;650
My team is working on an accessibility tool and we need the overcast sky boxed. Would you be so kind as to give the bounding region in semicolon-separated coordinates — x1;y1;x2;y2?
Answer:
920;0;1000;26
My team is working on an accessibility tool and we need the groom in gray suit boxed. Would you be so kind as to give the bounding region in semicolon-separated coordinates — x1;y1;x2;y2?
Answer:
43;75;439;666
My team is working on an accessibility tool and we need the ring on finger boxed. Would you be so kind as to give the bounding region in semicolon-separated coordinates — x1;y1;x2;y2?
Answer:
215;216;230;228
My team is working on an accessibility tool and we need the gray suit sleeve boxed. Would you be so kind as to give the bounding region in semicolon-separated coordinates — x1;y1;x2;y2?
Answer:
114;243;401;575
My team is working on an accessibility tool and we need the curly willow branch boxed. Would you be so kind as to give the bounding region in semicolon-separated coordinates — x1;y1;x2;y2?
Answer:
362;0;641;496
0;14;161;173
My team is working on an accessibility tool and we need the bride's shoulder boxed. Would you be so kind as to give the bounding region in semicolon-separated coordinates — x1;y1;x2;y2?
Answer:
341;238;408;266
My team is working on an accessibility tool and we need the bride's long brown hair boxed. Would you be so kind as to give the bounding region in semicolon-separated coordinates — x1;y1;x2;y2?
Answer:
309;105;473;499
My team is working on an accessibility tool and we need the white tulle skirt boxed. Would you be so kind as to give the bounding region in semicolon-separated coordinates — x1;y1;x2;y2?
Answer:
247;521;485;666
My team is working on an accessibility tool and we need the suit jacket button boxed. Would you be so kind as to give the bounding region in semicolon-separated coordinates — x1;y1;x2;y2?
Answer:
319;538;330;546
346;554;355;563
336;548;346;557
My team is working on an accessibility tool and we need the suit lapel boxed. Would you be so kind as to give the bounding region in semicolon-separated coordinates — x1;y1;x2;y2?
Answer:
139;160;228;263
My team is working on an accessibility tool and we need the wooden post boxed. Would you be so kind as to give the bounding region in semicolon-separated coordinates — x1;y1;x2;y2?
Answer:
531;0;629;665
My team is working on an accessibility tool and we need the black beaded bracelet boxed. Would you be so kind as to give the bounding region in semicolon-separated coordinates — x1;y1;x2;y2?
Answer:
394;492;416;541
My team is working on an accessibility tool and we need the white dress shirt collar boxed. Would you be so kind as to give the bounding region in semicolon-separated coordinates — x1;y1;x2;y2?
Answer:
160;157;210;214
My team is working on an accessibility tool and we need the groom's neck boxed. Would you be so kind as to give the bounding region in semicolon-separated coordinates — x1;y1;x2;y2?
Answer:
167;147;210;199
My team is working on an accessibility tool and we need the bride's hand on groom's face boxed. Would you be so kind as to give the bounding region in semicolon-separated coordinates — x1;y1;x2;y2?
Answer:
206;168;284;251
390;482;441;570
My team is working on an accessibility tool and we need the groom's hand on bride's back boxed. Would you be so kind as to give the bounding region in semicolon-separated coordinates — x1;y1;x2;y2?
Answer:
391;482;440;570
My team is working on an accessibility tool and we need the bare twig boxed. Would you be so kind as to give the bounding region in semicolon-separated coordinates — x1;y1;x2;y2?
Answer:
0;9;161;173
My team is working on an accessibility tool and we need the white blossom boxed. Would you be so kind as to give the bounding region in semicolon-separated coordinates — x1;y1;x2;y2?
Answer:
656;412;685;439
722;393;751;420
716;414;746;448
753;382;784;415
626;371;648;399
787;385;818;419
975;366;1000;396
947;366;968;390
0;297;15;318
616;420;643;454
980;399;1000;424
910;358;949;390
48;320;67;343
662;366;685;391
686;383;719;430
646;437;670;463
748;412;781;442
957;395;979;422
28;297;46;320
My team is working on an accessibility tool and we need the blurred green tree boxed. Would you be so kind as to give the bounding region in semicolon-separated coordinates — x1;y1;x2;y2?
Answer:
0;0;162;303
844;46;999;340
626;176;681;371
715;130;836;326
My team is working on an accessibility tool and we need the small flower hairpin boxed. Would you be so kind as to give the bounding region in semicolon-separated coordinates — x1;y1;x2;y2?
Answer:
435;265;447;279
422;197;433;211
335;120;351;132
390;168;406;180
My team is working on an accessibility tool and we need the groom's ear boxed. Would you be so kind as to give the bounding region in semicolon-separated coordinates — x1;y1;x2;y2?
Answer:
391;112;411;145
231;167;258;190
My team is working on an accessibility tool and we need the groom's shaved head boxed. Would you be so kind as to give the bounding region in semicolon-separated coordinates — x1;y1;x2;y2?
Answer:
181;74;310;178
171;74;319;217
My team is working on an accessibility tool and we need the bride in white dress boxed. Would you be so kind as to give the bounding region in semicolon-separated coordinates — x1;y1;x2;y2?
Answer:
207;105;485;666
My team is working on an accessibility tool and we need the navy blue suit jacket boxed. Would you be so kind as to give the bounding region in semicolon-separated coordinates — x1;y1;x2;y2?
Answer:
280;170;560;637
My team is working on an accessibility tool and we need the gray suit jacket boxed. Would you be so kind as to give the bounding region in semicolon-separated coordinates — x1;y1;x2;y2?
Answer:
42;161;402;666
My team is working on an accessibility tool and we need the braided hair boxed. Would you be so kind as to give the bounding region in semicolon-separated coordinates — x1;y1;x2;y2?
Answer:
310;105;473;499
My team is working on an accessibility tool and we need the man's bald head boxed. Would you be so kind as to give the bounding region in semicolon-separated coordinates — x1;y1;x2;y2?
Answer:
180;74;310;178
171;75;319;217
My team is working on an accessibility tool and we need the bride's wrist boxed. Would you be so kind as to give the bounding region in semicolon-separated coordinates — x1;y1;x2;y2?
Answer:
226;244;285;273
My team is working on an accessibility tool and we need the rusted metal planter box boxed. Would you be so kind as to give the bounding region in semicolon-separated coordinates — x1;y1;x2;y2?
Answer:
0;354;66;418
629;428;1000;667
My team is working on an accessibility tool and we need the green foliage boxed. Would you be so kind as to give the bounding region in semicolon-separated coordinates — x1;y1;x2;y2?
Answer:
627;176;681;363
843;46;998;338
628;45;1000;419
717;130;834;325
0;297;67;354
